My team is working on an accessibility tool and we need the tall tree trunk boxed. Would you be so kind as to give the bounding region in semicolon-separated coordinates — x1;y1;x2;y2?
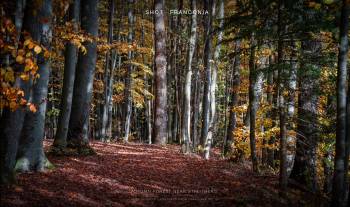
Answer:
16;0;53;172
192;58;201;148
53;0;80;150
285;41;297;176
123;0;134;142
248;33;261;172
152;0;168;145
224;40;241;156
266;55;275;167
277;0;288;189
67;0;99;149
203;0;224;159
181;0;197;153
290;40;321;192
101;0;115;142
0;0;27;184
200;0;213;157
332;0;349;205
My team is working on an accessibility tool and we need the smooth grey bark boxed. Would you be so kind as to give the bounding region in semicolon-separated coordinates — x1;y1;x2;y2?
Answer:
192;58;201;148
139;12;152;144
54;0;80;149
16;0;53;172
248;33;263;172
101;0;115;141
224;41;241;156
200;0;213;154
332;0;349;205
290;40;321;192
124;0;134;142
181;0;197;153
277;0;289;190
203;0;223;159
285;41;297;177
67;0;99;147
153;0;168;145
0;0;29;184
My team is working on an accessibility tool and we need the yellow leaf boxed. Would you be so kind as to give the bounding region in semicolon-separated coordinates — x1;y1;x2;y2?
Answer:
34;45;42;54
24;39;31;46
28;42;34;49
20;74;29;81
16;55;24;64
44;50;50;58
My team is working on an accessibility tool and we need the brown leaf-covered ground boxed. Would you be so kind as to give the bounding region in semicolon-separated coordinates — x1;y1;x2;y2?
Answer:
1;140;327;207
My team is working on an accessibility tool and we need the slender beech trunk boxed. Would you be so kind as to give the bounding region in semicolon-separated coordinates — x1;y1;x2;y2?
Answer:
290;40;321;192
124;0;134;142
203;0;224;159
332;0;349;205
285;41;297;176
224;40;241;156
181;0;197;153
248;33;260;172
201;0;213;155
101;0;115;141
67;0;99;148
16;0;53;172
266;55;275;167
54;0;80;149
277;0;288;189
153;0;168;145
192;57;201;148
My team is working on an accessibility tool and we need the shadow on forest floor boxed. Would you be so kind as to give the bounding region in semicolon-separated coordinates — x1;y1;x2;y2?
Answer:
1;140;328;207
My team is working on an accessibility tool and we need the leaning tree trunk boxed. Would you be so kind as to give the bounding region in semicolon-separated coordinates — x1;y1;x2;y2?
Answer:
152;0;168;145
181;0;197;154
0;0;27;184
53;0;80;150
16;0;53;172
332;0;349;205
67;0;99;149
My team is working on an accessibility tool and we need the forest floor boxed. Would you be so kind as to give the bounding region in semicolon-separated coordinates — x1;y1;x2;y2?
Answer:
1;140;328;207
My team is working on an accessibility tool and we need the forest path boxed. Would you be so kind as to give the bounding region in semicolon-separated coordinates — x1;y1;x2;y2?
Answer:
1;140;320;207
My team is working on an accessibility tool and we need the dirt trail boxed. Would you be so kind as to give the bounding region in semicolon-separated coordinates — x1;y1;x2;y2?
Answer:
1;141;323;207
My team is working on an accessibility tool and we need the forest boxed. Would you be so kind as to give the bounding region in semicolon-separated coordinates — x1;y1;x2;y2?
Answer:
0;0;350;206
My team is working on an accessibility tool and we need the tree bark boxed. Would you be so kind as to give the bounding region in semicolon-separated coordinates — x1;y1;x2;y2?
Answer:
181;0;197;153
0;0;27;185
101;0;115;142
290;40;321;192
200;0;213;158
67;0;99;148
153;0;168;145
123;0;134;142
16;0;53;172
224;40;241;156
54;0;80;149
248;33;262;172
332;0;349;205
